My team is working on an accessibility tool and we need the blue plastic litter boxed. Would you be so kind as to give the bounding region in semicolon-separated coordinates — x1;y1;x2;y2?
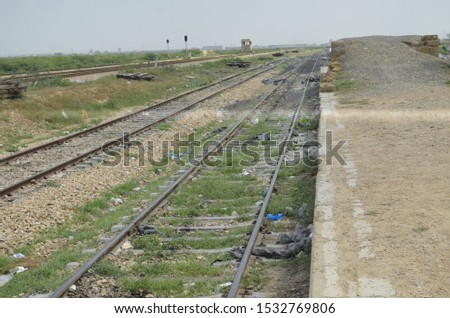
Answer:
266;213;284;221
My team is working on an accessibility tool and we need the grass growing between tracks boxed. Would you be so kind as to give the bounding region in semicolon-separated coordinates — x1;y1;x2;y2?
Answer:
0;115;239;297
266;162;317;225
115;118;288;297
0;164;178;297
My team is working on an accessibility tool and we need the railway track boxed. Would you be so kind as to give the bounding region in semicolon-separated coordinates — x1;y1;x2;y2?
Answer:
0;61;284;198
0;55;234;82
47;54;322;298
0;52;279;83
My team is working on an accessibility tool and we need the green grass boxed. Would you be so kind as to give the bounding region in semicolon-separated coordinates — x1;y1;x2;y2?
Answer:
335;80;356;92
0;132;33;152
32;77;71;88
297;117;319;131
91;260;123;277
0;256;14;273
0;48;292;75
121;252;234;297
445;80;450;85
0;249;85;297
5;145;19;152
162;235;245;250
1;58;244;143
239;120;283;142
333;71;361;92
0;52;290;152
241;262;267;289
132;258;223;277
153;121;173;131
0;164;179;296
267;163;317;224
0;50;209;75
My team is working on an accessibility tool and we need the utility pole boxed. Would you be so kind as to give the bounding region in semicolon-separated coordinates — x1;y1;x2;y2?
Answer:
166;39;170;59
184;35;188;58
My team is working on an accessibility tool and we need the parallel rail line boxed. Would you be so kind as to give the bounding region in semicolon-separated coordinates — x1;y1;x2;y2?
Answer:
0;55;233;82
0;51;281;82
0;61;281;197
49;55;321;298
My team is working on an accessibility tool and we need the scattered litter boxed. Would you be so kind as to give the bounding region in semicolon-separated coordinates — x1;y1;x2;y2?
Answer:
254;223;313;258
138;225;158;235
61;111;68;119
301;76;320;84
0;274;13;287
254;200;263;207
242;169;251;176
69;285;77;292
261;78;286;85
116;73;155;81
226;61;251;68
214;282;233;293
266;213;284;221
15;266;28;274
13;253;25;259
249;117;259;125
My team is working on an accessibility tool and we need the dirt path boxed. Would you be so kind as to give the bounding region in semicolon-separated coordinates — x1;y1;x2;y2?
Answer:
311;36;450;297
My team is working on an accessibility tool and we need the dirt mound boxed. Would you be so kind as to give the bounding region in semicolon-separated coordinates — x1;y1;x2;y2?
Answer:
330;35;449;96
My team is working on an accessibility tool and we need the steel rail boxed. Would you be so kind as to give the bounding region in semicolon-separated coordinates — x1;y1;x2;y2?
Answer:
0;62;270;165
0;61;282;197
0;51;280;82
227;55;321;298
49;69;292;298
0;55;234;81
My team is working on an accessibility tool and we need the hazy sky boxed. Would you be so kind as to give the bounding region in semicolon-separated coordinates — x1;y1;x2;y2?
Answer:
1;0;449;56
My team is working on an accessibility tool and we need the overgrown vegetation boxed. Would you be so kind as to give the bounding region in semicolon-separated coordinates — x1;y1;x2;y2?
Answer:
0;54;286;153
32;77;71;88
0;116;237;297
297;117;319;131
267;163;317;225
0;50;207;75
0;48;292;75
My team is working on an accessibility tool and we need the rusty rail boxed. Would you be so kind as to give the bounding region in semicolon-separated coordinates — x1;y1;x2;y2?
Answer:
0;62;281;197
